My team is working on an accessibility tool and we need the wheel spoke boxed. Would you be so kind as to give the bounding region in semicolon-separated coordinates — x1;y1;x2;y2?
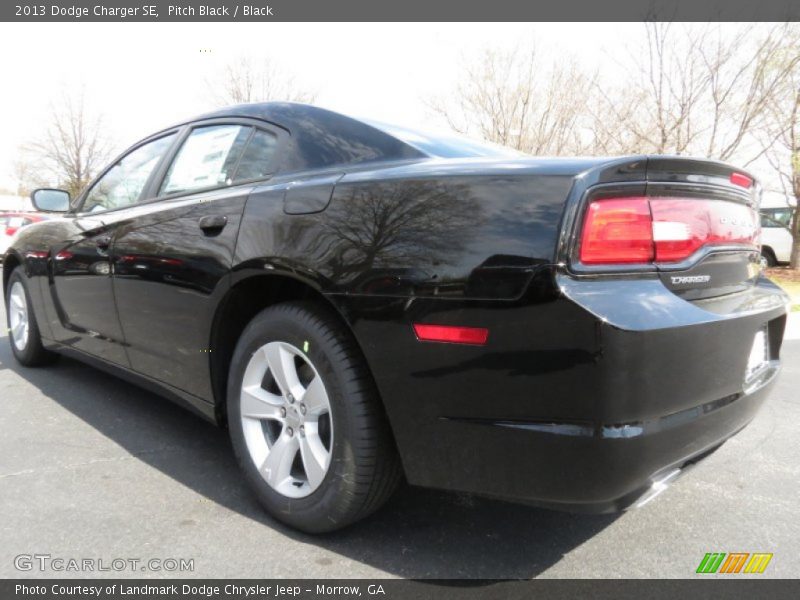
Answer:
10;292;25;312
261;433;299;488
302;375;329;416
8;283;29;350
241;385;284;420
264;343;304;399
299;431;329;489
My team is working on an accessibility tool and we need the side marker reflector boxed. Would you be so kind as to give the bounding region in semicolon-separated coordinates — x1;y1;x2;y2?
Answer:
413;323;489;345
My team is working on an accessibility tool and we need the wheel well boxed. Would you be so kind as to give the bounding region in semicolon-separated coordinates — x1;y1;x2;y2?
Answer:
761;245;776;257
2;252;21;295
209;274;356;424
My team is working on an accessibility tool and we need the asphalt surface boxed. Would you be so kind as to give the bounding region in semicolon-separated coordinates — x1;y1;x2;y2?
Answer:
1;300;798;579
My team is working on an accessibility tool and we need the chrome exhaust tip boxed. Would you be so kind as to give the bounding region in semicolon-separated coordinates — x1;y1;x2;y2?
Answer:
632;468;682;509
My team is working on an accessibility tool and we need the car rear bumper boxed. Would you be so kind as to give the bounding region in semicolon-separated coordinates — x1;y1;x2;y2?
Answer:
334;270;789;511
439;362;778;512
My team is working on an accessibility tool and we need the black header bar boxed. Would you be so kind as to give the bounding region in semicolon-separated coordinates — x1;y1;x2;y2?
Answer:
3;0;800;22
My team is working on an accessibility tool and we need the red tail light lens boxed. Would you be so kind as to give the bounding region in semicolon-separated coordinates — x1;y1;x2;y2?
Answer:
5;226;18;236
580;198;654;264
580;196;758;265
650;198;758;262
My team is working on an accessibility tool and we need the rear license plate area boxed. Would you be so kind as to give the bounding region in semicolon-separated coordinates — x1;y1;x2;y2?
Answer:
744;326;769;383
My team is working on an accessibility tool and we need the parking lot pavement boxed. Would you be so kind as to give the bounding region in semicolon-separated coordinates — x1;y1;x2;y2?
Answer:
1;301;798;580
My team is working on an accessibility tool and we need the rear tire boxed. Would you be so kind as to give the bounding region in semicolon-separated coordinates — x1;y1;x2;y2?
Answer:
5;268;58;367
227;301;401;533
760;248;777;268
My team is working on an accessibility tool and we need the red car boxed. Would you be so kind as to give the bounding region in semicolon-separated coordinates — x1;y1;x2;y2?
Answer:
0;212;51;258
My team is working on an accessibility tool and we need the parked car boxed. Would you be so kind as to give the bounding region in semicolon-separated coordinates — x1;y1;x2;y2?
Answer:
0;212;50;258
759;196;795;266
3;103;788;532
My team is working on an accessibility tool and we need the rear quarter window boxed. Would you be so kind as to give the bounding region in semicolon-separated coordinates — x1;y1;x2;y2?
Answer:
232;129;278;181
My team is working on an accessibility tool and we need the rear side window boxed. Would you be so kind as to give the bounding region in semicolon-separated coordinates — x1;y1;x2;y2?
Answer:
232;129;278;181
82;134;177;213
160;125;251;195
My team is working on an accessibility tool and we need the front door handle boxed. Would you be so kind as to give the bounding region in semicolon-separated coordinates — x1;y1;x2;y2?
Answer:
198;215;228;233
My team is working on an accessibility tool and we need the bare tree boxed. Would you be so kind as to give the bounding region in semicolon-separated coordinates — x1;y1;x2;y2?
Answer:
434;25;796;167
428;45;598;155
12;152;48;198
758;27;800;269
209;57;318;106
588;23;711;155
22;91;113;198
592;23;798;161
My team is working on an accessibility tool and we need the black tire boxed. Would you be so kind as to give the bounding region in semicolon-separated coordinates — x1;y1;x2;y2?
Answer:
5;268;58;367
227;301;401;533
761;247;777;268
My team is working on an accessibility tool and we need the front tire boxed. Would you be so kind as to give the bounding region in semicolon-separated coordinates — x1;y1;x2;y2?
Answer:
227;301;401;533
5;268;58;367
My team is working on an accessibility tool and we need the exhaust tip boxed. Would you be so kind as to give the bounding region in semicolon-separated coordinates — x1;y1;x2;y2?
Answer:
632;468;682;509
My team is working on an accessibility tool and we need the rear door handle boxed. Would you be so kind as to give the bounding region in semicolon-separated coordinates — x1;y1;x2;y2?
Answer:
198;215;227;233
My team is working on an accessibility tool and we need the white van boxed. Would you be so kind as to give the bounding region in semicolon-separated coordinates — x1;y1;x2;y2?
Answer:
760;193;795;266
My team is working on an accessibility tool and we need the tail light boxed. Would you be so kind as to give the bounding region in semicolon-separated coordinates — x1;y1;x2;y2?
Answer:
5;226;18;236
580;198;654;264
580;196;758;265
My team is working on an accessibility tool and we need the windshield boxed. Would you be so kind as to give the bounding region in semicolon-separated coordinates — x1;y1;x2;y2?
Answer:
363;119;527;159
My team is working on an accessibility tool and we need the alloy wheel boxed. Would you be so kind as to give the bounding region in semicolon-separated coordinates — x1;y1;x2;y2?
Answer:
239;341;333;498
8;281;29;352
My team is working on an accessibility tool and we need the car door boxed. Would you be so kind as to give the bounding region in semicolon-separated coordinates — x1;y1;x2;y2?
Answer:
47;132;179;364
111;121;283;401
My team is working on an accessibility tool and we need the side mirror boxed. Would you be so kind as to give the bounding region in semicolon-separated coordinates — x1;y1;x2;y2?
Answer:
31;188;70;213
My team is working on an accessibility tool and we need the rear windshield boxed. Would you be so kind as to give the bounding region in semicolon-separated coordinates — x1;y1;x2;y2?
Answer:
364;120;527;159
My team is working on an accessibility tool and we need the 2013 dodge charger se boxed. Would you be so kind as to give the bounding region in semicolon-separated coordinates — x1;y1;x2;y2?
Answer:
3;103;788;532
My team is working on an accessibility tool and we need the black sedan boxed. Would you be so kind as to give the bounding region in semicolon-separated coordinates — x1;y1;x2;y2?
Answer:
3;103;788;532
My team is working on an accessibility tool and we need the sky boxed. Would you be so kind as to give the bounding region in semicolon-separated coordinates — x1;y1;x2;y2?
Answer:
0;22;640;192
1;21;790;203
